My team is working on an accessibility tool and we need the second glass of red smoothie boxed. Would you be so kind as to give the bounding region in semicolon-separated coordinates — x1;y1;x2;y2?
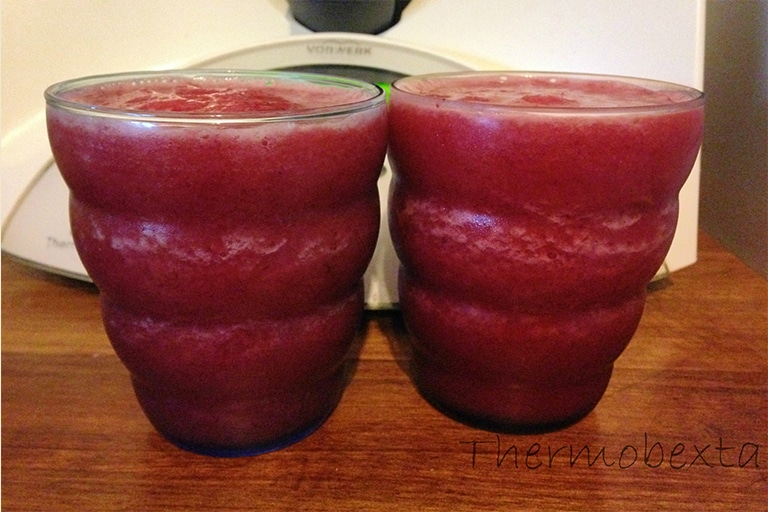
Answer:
388;71;704;432
45;70;388;456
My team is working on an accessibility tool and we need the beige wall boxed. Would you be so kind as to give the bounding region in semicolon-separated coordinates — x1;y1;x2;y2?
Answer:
701;0;768;278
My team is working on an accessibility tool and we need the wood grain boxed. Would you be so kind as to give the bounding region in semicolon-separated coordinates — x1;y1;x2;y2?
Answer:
2;232;766;511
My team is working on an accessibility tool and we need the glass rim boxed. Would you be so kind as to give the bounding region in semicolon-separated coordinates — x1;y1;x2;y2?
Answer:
44;69;386;124
390;71;705;115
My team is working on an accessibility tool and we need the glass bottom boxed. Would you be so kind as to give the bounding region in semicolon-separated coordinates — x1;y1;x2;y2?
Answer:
132;371;345;458
412;363;613;434
419;389;597;435
161;407;335;458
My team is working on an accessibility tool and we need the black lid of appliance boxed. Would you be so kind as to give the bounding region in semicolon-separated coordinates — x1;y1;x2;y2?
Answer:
288;0;411;34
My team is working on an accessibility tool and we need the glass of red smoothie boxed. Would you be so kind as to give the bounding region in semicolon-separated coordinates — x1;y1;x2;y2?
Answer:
388;71;704;432
45;70;388;456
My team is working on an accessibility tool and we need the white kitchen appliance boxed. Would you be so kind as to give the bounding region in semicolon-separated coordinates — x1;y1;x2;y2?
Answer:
1;0;706;309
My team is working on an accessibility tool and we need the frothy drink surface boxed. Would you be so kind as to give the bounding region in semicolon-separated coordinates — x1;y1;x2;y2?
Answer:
397;74;695;109
60;75;373;114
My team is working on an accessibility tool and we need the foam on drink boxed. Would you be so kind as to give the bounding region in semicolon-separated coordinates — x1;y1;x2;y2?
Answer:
58;75;375;114
396;73;697;109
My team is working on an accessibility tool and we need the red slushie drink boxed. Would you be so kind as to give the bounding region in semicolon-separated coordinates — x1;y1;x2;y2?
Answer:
388;72;704;430
46;71;388;456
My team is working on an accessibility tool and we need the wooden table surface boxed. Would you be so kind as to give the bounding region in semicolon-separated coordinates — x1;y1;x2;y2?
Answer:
2;232;766;511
